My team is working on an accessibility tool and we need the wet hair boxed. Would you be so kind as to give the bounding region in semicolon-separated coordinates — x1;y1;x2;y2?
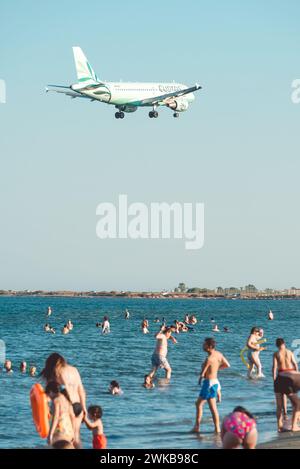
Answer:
250;327;260;334
88;405;103;419
110;380;119;388
40;353;66;382
52;440;74;449
233;406;255;421
204;337;216;349
45;381;72;403
103;316;109;321
276;338;285;347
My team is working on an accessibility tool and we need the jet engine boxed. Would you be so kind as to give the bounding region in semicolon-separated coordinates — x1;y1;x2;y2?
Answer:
167;98;189;112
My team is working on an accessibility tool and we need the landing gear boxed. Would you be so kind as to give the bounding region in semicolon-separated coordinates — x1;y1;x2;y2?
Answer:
115;111;125;119
173;112;179;118
149;111;158;118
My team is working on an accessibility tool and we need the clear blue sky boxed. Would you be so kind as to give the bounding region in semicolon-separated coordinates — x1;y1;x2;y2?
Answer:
0;0;299;291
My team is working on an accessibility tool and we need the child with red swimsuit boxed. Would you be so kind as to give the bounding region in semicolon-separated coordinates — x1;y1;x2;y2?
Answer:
83;405;107;449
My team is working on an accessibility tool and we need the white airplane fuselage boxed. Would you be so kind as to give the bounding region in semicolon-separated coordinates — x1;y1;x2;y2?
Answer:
71;82;195;108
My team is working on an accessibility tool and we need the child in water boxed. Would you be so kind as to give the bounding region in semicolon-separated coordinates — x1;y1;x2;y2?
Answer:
45;381;75;447
84;405;107;449
143;375;155;389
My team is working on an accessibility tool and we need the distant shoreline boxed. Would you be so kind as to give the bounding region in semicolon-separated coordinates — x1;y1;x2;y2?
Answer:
1;292;300;300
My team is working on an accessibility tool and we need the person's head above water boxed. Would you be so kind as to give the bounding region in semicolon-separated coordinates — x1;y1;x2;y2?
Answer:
88;405;103;421
41;353;66;381
20;361;27;372
250;327;260;335
4;360;12;371
103;316;109;321
110;380;119;389
276;337;285;348
203;337;216;352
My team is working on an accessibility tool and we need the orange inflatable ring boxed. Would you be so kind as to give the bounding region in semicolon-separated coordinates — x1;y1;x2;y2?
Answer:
30;383;50;439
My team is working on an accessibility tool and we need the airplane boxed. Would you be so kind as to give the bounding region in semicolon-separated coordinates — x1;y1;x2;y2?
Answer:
46;47;201;119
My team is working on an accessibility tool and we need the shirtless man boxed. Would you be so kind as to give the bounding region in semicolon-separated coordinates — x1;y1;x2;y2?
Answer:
41;353;87;448
273;338;298;432
148;325;177;381
193;338;230;434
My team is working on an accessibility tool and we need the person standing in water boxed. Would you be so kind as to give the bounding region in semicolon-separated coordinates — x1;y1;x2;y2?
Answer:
246;327;266;378
41;353;87;448
268;310;274;320
147;325;177;381
273;338;298;432
47;306;52;317
141;319;149;334
124;309;130;319
102;316;110;334
45;381;75;447
193;338;230;434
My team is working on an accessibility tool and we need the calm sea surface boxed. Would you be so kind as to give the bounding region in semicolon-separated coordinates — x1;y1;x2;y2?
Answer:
0;296;299;449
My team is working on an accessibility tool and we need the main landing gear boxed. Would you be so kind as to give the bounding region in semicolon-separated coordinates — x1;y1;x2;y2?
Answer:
149;110;158;118
115;111;124;119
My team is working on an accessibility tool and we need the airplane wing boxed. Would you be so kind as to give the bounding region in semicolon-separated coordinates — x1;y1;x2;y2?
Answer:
128;83;202;107
45;85;95;100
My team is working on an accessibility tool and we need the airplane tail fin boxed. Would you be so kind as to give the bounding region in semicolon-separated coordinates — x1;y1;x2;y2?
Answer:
72;46;100;84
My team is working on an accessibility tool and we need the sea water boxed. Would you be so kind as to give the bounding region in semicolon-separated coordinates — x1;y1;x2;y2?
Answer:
0;296;299;449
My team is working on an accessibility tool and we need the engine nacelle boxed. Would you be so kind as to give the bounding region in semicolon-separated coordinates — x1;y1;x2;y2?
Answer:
167;98;189;112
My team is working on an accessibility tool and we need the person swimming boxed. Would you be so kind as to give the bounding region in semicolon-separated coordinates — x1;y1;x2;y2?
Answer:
4;360;13;374
143;375;155;389
62;324;70;335
29;366;37;377
109;381;123;395
20;361;27;373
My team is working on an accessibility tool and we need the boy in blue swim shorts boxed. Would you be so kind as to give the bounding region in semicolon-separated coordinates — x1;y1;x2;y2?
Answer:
193;338;230;434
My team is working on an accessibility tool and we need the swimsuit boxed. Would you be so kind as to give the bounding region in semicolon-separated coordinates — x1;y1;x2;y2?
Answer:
93;434;107;449
199;378;220;400
50;402;74;443
151;353;170;369
247;349;257;362
223;411;256;441
72;402;83;417
274;373;300;395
